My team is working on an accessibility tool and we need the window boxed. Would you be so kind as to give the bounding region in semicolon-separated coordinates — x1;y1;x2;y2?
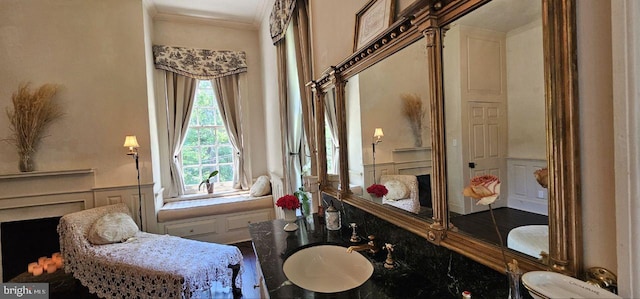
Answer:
181;80;234;193
325;123;335;174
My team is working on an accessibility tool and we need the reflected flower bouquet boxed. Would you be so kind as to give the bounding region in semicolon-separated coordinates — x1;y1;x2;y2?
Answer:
275;194;301;210
367;184;388;198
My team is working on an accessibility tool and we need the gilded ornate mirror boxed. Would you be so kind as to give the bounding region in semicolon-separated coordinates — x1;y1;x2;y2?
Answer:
311;0;580;277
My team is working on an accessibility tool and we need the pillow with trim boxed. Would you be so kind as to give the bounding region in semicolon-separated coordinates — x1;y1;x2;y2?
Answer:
87;212;138;245
250;175;271;196
384;180;409;201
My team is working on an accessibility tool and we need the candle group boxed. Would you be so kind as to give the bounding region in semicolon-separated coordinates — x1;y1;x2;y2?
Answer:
27;252;64;276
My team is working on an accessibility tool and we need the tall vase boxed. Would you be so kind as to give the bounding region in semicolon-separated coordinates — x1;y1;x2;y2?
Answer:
283;208;298;232
19;153;34;172
507;269;523;299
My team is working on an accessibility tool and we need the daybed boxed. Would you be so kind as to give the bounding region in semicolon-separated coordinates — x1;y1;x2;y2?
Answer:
58;203;243;299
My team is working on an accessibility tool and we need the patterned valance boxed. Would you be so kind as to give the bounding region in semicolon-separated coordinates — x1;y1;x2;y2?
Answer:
152;45;247;80
270;0;297;44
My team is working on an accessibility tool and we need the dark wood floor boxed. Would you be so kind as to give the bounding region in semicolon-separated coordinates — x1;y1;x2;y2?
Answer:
450;207;548;246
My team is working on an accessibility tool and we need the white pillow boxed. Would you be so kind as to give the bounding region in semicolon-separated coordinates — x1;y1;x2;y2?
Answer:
87;212;139;245
384;180;409;200
250;175;271;196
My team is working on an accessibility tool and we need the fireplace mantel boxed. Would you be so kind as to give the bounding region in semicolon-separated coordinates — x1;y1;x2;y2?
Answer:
0;168;97;281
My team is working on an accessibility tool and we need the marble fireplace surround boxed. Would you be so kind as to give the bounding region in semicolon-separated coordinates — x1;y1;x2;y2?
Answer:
327;194;533;298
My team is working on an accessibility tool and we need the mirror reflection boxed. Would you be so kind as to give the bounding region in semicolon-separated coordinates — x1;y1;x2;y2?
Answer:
443;0;549;261
345;37;434;220
324;88;341;189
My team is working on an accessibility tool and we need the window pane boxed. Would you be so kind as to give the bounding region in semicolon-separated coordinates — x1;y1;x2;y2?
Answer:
218;128;229;143
219;164;233;181
200;128;215;144
213;106;224;126
219;146;233;163
182;147;200;165
199;108;215;125
184;128;199;146
196;89;213;107
183;167;200;185
201;146;215;164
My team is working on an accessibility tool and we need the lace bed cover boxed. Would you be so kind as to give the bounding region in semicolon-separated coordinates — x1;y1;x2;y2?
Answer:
58;203;243;299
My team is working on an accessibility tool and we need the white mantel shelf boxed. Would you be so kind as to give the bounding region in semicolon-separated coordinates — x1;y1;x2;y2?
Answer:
0;168;95;180
391;147;432;152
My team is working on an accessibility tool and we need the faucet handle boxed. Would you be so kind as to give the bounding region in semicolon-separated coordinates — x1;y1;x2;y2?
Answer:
383;243;395;269
349;223;361;242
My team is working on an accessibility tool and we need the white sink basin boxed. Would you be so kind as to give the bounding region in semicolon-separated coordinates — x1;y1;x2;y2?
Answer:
282;244;374;293
522;271;622;299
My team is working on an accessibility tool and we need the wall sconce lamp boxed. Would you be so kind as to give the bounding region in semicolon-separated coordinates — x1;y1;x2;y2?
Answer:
372;128;384;184
123;135;143;230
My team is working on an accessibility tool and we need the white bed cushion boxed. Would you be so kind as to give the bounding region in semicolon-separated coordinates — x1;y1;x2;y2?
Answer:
250;175;271;196
384;180;409;200
507;225;549;258
87;212;139;245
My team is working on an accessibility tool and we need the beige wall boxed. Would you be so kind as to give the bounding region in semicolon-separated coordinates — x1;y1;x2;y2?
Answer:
309;0;620;275
0;0;152;188
258;0;284;179
576;0;616;273
506;20;545;160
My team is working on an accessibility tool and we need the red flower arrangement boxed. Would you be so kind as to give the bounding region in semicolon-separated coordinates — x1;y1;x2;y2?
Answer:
367;184;388;198
275;194;301;210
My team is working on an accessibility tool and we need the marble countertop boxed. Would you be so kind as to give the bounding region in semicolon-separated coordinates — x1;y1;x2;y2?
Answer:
248;215;426;298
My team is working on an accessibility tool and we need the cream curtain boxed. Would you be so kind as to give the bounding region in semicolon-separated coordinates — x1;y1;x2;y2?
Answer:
274;0;314;194
164;72;198;197
212;74;250;190
324;91;340;173
293;0;316;177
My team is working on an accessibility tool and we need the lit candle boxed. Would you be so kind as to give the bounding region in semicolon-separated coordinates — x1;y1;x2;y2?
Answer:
42;259;53;271
28;262;38;273
45;261;57;274
38;256;48;265
32;265;43;276
53;256;63;268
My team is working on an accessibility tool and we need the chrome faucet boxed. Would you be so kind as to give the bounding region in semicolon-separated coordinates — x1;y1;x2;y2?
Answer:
346;235;380;254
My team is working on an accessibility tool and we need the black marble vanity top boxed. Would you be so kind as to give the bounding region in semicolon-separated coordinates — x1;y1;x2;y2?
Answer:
248;215;436;298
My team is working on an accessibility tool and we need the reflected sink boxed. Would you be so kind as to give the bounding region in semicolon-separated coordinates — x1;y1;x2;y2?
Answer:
282;244;374;293
522;271;622;299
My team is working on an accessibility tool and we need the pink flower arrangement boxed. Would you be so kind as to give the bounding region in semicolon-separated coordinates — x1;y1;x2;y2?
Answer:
275;194;301;210
367;184;388;198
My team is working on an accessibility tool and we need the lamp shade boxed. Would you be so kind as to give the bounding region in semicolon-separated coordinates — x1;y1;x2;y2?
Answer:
123;135;139;149
373;128;384;138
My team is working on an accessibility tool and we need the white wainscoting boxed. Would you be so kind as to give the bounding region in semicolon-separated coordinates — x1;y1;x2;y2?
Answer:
506;158;548;215
0;169;155;281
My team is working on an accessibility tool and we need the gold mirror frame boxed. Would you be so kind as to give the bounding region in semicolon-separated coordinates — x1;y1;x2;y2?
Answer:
310;0;580;277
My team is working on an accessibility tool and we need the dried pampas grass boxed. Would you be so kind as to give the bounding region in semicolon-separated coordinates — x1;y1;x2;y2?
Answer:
4;82;63;171
401;93;426;147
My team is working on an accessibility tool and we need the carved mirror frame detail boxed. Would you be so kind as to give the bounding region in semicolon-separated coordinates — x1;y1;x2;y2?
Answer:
310;0;580;277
